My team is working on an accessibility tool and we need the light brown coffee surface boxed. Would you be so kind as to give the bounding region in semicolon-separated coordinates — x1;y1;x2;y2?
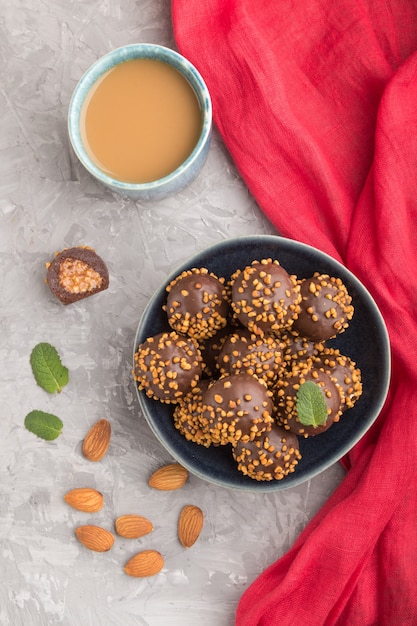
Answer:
80;58;202;183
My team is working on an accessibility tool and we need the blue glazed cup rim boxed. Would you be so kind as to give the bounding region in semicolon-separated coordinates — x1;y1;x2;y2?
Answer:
68;43;212;192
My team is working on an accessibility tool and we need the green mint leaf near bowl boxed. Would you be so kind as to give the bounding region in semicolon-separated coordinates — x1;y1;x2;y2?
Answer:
296;381;328;428
30;342;69;393
24;410;64;441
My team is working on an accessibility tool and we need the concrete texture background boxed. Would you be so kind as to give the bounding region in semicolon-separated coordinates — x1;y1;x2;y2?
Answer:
0;1;344;624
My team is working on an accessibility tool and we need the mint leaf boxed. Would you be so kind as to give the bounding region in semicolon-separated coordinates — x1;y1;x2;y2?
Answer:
24;410;63;440
296;380;328;428
30;343;69;393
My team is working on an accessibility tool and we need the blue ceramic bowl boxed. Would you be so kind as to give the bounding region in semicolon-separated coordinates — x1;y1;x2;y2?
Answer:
133;236;391;491
68;44;212;200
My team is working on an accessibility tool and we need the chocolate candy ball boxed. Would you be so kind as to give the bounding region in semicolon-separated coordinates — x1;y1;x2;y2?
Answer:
292;273;354;341
173;380;215;447
217;328;283;386
198;325;231;378
313;348;362;411
201;373;273;445
278;330;325;370
275;367;343;437
133;331;202;403
232;423;301;481
46;246;109;305
165;268;229;340
230;259;301;336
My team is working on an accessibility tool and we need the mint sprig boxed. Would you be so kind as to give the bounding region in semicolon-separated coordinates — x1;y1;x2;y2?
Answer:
296;380;328;428
30;342;69;394
24;410;64;441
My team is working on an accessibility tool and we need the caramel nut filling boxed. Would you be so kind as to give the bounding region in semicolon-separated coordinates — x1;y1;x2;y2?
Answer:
59;258;103;294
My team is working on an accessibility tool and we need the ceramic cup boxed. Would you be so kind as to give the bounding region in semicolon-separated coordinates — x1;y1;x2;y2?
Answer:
68;44;212;201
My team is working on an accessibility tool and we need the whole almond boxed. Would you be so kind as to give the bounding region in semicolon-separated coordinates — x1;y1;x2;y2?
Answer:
75;525;114;552
64;487;104;512
115;514;154;539
178;504;204;548
148;463;188;491
82;418;111;462
124;550;164;577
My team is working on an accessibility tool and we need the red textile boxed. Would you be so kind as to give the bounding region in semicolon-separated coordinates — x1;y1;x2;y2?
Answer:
172;1;417;624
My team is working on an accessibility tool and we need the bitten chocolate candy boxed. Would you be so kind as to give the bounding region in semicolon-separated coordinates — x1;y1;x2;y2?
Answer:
46;246;109;305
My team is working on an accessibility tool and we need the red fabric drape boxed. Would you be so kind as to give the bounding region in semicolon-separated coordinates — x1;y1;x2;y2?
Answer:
172;1;417;624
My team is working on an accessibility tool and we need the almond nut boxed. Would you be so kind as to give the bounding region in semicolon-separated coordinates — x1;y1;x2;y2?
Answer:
82;418;111;462
115;514;154;539
148;463;188;491
124;550;164;577
178;504;204;548
64;487;104;512
75;525;114;552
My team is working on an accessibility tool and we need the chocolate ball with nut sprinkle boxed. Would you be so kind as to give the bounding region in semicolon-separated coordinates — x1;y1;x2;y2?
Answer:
230;259;301;336
232;423;301;481
198;325;231;378
293;273;354;341
278;330;325;371
173;380;216;447
217;328;284;387
312;348;362;411
275;366;343;437
133;331;202;403
201;373;274;445
165;268;229;340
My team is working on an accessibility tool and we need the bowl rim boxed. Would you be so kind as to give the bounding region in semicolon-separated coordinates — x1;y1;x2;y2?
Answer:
67;43;212;191
133;235;391;491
